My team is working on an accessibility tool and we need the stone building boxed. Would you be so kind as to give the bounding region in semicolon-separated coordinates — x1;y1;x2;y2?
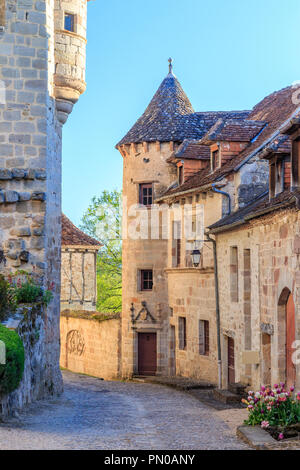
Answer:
117;62;300;389
61;214;101;312
0;0;91;414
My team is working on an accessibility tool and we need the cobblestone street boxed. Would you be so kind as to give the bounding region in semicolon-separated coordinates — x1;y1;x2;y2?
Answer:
0;371;248;450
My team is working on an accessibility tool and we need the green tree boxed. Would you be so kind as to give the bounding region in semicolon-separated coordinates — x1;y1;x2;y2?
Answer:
80;189;122;313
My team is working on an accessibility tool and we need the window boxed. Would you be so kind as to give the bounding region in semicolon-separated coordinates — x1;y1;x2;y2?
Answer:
211;149;219;171
199;320;209;356
64;13;75;32
178;317;187;350
178;165;184;185
291;138;300;190
172;221;181;267
139;183;153;207
230;246;238;302
140;270;153;291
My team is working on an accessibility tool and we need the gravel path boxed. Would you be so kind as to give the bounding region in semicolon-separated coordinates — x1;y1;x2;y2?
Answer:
0;371;248;450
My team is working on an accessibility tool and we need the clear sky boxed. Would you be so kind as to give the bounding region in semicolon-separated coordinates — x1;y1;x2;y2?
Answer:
62;0;300;226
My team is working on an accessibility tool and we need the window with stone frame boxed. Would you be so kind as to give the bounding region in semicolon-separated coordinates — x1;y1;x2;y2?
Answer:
0;0;5;27
139;183;153;207
230;246;239;302
172;220;181;267
199;320;209;356
178;317;187;350
64;12;75;32
140;269;153;291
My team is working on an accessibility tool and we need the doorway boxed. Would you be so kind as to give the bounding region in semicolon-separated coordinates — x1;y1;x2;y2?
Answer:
286;293;296;389
138;333;157;376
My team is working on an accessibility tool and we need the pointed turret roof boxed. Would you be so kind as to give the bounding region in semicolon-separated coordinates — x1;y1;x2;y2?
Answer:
117;66;196;146
117;62;250;147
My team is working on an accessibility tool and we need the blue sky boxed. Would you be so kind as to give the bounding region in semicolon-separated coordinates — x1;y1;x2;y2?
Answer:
62;0;300;226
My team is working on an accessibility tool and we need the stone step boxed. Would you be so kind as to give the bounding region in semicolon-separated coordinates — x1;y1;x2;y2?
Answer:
228;382;247;396
213;388;242;404
132;375;215;391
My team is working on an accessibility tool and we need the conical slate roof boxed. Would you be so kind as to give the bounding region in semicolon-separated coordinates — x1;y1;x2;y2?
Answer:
117;70;250;146
117;72;196;146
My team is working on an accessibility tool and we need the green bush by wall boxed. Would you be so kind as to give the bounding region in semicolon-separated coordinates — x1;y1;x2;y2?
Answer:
0;325;25;395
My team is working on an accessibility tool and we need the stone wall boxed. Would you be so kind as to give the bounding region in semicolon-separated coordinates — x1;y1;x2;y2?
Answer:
61;247;98;311
216;207;300;390
0;0;89;415
60;311;121;380
119;141;177;378
1;304;53;417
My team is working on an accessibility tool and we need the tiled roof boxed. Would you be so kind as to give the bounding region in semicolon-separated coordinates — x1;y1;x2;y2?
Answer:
61;214;102;248
201;118;267;144
158;86;299;199
171;139;210;161
209;190;300;233
257;134;291;160
117;72;250;146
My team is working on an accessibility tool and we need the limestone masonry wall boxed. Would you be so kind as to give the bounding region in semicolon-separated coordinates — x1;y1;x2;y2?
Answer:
216;208;300;390
0;0;89;415
60;312;121;380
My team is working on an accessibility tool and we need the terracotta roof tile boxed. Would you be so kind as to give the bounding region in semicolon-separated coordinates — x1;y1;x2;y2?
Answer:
201;118;267;144
159;86;299;199
209;190;300;233
172;139;211;161
61;214;102;248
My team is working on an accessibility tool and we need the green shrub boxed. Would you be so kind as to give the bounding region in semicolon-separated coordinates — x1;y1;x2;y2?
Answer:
0;325;25;395
14;281;43;304
0;275;16;323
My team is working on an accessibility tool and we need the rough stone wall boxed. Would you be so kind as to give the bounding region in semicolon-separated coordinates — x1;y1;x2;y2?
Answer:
167;269;217;383
0;0;88;415
120;141;177;378
216;207;300;390
1;304;50;417
165;191;223;383
61;247;97;311
60;312;121;380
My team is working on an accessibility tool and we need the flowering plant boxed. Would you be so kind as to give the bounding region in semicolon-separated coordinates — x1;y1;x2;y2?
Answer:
6;270;54;307
243;383;300;439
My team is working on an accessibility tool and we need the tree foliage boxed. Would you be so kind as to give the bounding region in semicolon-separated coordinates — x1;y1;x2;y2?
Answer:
80;189;122;313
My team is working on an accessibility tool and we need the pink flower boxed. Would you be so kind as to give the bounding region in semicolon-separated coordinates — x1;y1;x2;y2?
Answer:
290;386;295;392
261;421;269;429
261;386;266;392
278;433;284;441
274;384;278;389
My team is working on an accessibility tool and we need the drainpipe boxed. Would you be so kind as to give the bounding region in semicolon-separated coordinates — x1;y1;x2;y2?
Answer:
212;184;231;216
205;231;222;390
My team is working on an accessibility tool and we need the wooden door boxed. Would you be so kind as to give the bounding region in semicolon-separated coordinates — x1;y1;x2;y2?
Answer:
228;337;235;385
138;333;157;376
286;294;296;389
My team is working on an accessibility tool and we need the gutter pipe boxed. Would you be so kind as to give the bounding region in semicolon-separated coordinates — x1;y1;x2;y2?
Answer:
212;183;231;216
205;232;222;390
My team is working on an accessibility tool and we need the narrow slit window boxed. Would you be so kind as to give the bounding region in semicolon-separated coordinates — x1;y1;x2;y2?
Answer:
199;320;209;356
179;317;187;350
64;13;75;32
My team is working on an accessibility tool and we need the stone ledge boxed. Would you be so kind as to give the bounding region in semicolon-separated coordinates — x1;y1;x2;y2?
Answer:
61;309;120;323
0;168;46;181
237;425;300;450
131;375;215;391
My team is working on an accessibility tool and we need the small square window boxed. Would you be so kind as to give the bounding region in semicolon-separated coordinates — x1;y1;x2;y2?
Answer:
64;13;75;32
140;270;153;291
139;183;153;206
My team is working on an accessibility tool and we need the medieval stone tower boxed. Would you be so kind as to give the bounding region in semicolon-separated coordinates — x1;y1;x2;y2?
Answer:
0;0;89;412
116;61;197;378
